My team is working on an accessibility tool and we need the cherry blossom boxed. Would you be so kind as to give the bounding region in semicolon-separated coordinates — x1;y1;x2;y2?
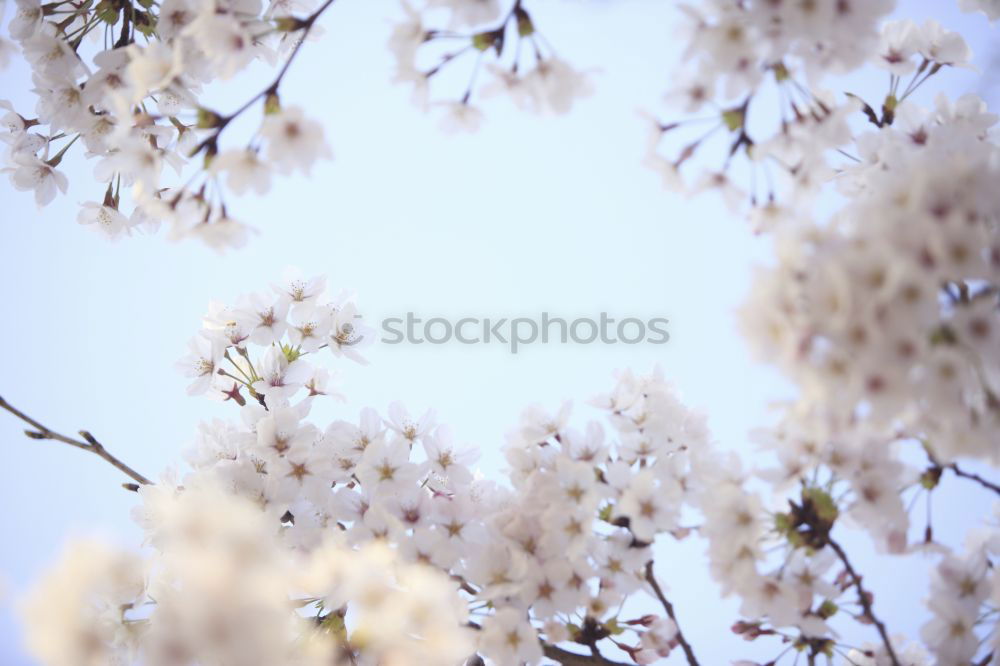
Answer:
5;2;1000;665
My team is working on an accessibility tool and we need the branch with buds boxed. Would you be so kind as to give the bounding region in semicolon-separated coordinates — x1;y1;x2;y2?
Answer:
644;560;701;666
0;395;151;488
828;538;901;666
191;0;340;161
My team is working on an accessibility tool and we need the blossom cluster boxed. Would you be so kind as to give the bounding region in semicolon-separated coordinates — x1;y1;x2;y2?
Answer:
743;90;1000;468
646;10;977;228
23;485;474;666
919;517;1000;664
0;0;591;243
31;272;708;665
175;268;371;403
173;275;718;664
636;4;1000;662
698;420;998;665
649;5;1000;664
388;0;591;132
22;268;1000;665
8;1;1000;665
1;0;332;248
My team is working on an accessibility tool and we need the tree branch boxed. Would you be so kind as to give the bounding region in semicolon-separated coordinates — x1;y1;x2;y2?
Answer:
542;644;630;666
827;538;901;666
643;560;700;666
0;395;151;487
192;0;339;156
948;463;1000;497
923;445;1000;497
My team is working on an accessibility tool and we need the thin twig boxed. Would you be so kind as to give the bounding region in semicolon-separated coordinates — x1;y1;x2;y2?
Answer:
192;0;339;155
924;445;1000;498
643;560;701;666
0;395;151;487
948;463;1000;497
827;538;901;666
542;644;629;666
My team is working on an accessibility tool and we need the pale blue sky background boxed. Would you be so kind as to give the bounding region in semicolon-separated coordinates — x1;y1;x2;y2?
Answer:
0;1;997;663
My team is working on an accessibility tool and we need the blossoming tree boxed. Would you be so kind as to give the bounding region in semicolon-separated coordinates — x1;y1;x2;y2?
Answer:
1;0;1000;664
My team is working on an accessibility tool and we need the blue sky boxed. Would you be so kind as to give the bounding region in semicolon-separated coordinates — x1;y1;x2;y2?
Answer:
0;0;997;663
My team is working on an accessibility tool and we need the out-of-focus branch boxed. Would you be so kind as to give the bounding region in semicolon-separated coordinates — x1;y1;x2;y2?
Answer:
828;538;901;666
0;395;151;487
923;440;1000;497
542;644;630;666
948;463;1000;496
643;560;701;666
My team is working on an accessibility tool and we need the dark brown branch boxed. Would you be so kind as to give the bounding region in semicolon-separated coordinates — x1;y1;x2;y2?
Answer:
0;395;151;486
643;560;701;666
542;644;629;666
948;463;1000;496
827;538;901;666
923;445;1000;497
